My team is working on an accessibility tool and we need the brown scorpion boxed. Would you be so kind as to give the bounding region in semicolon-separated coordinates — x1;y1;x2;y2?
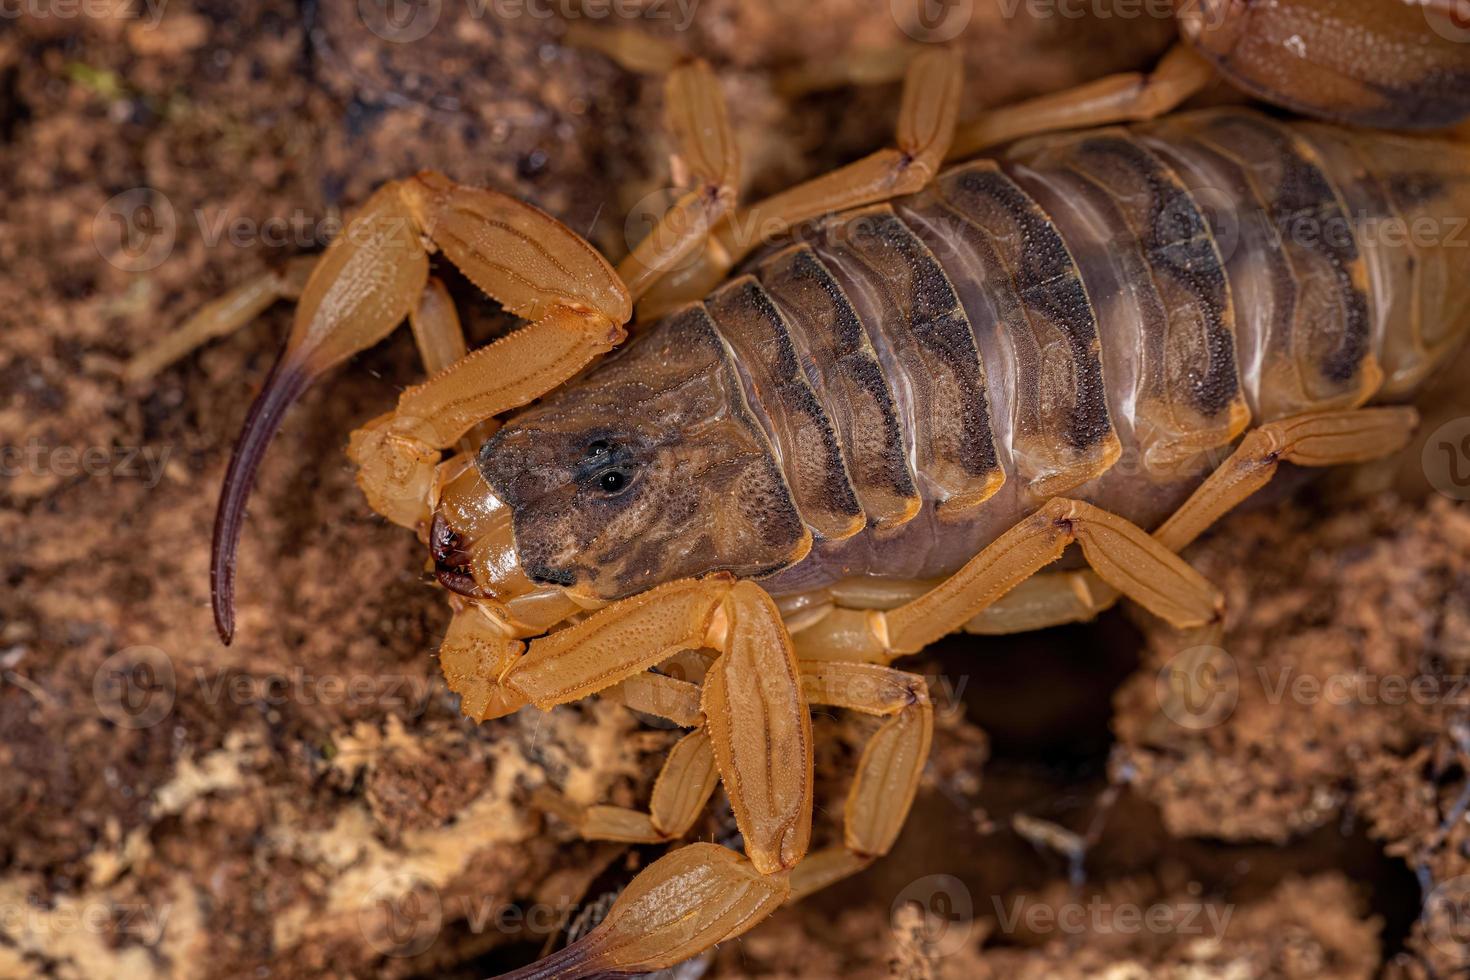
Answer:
154;2;1470;974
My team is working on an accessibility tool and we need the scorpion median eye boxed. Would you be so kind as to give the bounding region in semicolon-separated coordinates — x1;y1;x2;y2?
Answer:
586;439;611;458
597;468;630;494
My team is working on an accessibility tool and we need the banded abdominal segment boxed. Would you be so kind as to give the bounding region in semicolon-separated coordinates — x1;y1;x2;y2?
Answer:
735;108;1467;591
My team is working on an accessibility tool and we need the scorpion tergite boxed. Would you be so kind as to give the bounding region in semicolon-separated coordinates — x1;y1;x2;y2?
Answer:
170;1;1470;974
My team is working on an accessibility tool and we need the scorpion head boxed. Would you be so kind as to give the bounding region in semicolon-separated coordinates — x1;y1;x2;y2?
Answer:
428;312;809;620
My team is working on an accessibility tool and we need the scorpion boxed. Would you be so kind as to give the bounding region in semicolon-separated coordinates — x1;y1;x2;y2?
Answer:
163;0;1470;974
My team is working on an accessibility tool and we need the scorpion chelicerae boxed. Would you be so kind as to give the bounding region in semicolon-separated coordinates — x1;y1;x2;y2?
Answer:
158;1;1470;974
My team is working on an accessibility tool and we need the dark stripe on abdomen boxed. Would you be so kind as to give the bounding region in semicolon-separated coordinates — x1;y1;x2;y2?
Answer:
705;276;865;541
1000;130;1249;475
757;245;922;532
1141;110;1382;419
811;205;1004;518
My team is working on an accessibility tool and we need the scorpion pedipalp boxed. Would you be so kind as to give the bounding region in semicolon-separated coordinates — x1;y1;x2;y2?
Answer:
211;183;430;643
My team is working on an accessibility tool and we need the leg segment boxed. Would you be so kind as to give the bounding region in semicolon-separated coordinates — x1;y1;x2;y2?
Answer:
568;24;740;304
948;43;1213;159
794;497;1221;664
962;569;1119;636
1155;406;1419;553
552;727;720;844
123;256;315;383
700;580;814;875
789;661;933;900
638;46;964;318
502;843;789;979
448;575;811;976
620;59;739;302
407;277;498;455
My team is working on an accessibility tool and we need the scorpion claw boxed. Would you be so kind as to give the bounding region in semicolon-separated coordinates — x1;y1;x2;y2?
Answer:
346;412;441;532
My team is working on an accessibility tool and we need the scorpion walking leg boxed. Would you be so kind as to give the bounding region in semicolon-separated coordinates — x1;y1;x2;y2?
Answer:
407;277;498;456
545;727;721;845
640;46;964;318
568;24;740;305
124;255;316;383
948;42;1213;158
789;661;934;900
480;575;810;976
1154;407;1419;554
962;570;1119;636
795;497;1222;663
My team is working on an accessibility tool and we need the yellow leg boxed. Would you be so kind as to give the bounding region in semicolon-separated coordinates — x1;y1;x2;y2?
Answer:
601;670;705;729
567;24;740;303
123;256;315;383
638;46;964;319
450;574;811;977
795;497;1222;664
546;727;720;844
1155;407;1419;552
948;43;1213;159
514;843;789;978
789;661;933;901
962;570;1119;636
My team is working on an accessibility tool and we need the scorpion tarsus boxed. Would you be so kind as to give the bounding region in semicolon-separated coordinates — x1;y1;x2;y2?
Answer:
210;357;313;645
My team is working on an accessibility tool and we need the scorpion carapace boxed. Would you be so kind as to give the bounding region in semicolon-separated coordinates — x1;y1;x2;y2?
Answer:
444;109;1470;611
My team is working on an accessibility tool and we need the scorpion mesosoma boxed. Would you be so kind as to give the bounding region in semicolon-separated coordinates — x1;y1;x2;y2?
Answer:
179;8;1470;976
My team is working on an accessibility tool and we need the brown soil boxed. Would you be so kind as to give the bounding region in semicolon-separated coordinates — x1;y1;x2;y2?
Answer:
2;3;1466;978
